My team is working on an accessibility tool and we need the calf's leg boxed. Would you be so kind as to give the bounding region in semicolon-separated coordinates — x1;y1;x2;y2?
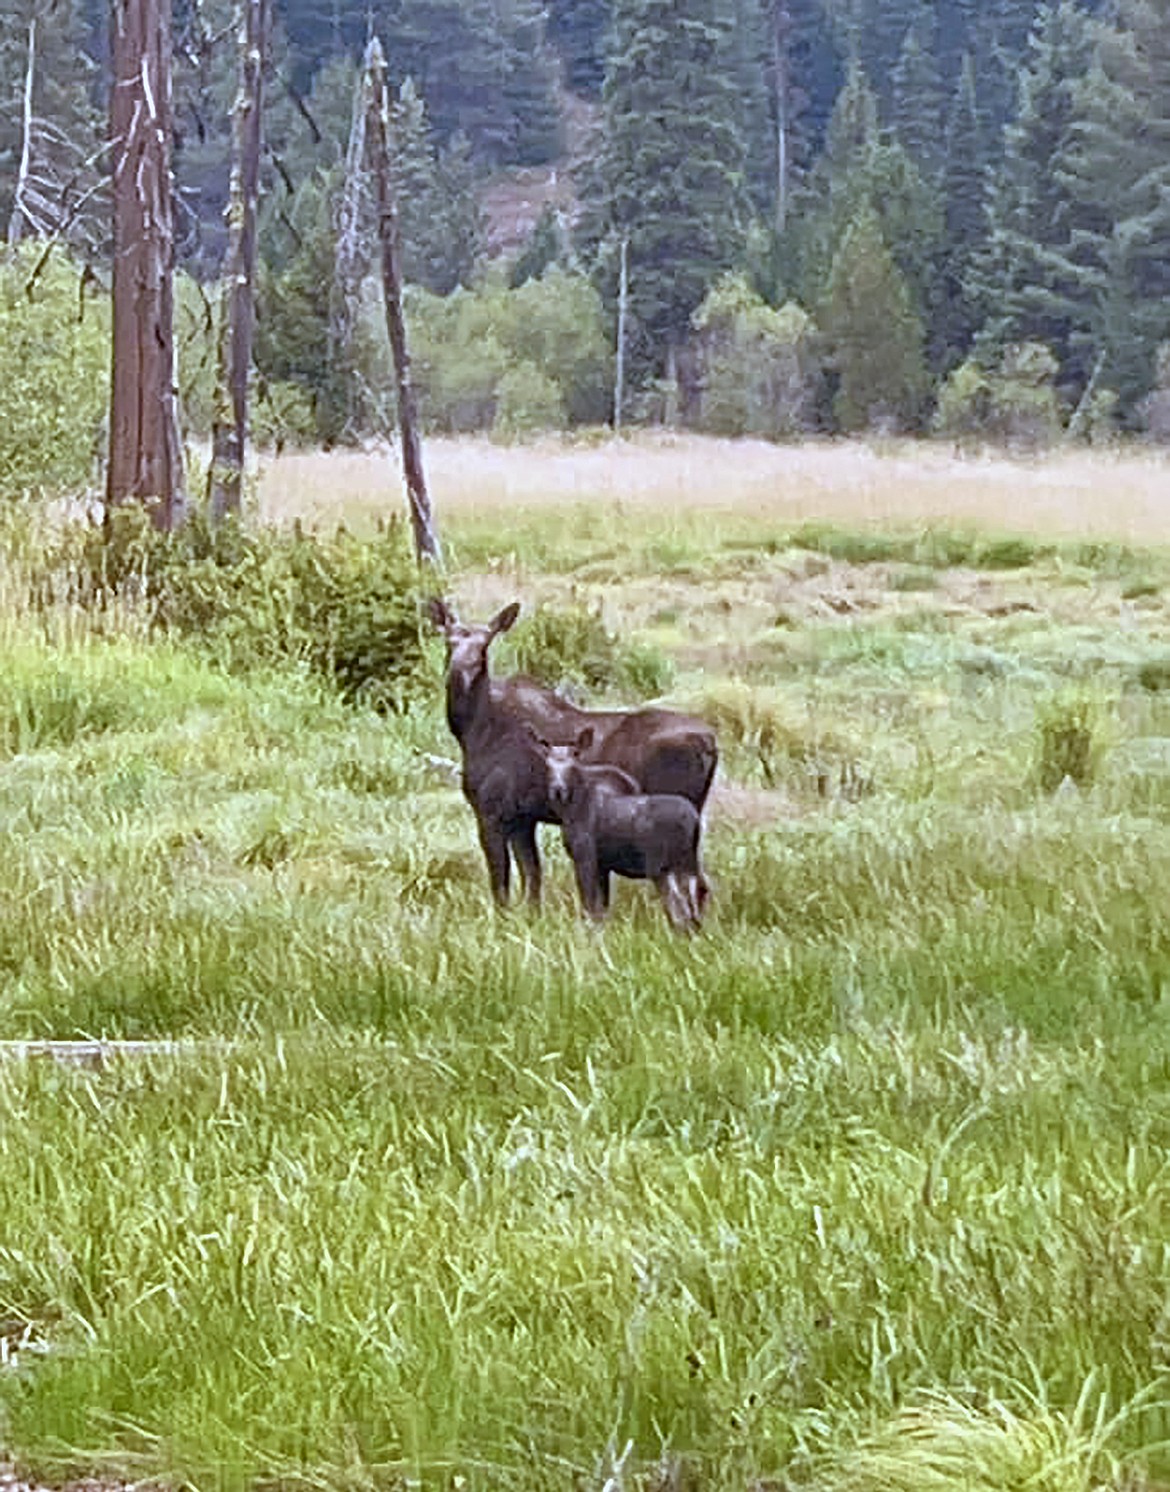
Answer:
657;871;700;932
565;832;607;920
512;821;542;906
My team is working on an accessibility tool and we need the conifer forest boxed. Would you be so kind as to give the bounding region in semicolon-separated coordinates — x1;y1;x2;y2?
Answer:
3;0;1170;460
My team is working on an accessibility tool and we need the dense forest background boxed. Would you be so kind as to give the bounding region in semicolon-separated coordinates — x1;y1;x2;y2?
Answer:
2;0;1170;471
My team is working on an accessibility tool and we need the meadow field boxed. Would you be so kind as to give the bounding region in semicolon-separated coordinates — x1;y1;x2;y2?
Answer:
1;435;1169;1492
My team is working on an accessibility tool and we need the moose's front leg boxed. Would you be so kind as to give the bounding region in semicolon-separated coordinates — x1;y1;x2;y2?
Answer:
477;817;512;906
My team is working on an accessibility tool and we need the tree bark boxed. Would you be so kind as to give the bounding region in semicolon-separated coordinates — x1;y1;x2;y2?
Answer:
107;0;186;530
364;36;440;567
208;0;270;523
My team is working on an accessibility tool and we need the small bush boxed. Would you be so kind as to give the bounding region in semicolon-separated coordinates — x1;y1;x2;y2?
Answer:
1036;694;1100;794
492;361;567;440
1138;343;1170;443
505;602;670;699
0;250;109;498
975;536;1044;571
1136;656;1170;693
691;277;824;438
935;342;1062;451
47;508;428;710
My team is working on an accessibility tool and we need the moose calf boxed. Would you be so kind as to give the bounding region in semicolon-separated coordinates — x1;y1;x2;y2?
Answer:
542;729;710;931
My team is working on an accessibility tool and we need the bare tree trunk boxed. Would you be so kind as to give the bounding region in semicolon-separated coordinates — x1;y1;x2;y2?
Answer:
364;36;440;567
331;64;371;439
614;235;628;434
773;0;792;236
208;0;270;523
7;19;36;248
107;0;186;530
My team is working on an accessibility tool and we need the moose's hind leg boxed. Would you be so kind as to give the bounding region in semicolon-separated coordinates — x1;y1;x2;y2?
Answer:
657;871;702;932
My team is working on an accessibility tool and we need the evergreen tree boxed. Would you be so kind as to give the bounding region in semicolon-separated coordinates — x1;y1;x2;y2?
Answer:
932;50;989;366
589;0;749;379
729;0;777;217
820;203;928;430
891;7;945;181
501;0;563;165
1056;0;1170;413
787;59;942;328
972;1;1093;373
392;79;479;293
546;0;609;95
510;205;567;287
255;177;354;443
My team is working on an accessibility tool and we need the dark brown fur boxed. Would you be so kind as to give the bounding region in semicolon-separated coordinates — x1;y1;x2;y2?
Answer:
427;599;554;906
490;675;717;811
542;735;711;930
428;599;718;909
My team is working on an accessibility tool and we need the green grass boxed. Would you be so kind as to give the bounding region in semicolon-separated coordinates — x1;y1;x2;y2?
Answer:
0;512;1169;1492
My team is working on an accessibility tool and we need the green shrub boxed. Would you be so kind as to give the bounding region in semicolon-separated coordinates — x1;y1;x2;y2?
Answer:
408;272;610;434
505;601;671;698
1136;656;1170;693
935;343;1062;451
1036;694;1100;794
975;536;1045;571
0;250;109;498
691;276;824;438
492;361;567;440
49;509;428;710
933;359;992;445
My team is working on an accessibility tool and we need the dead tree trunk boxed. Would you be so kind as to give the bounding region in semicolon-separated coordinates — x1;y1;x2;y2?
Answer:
614;235;628;434
7;19;36;248
107;0;186;531
363;36;440;567
208;0;270;523
772;0;792;236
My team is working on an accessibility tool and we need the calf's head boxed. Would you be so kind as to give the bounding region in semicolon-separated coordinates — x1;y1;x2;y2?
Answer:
541;726;595;810
427;598;520;698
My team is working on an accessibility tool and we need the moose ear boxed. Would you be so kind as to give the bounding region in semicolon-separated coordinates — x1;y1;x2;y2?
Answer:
426;597;456;631
489;601;521;637
575;725;596;753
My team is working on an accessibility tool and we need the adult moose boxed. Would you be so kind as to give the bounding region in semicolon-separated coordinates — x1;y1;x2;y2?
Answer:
427;598;717;907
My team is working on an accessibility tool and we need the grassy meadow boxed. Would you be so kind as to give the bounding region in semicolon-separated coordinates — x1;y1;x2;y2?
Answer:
0;435;1169;1492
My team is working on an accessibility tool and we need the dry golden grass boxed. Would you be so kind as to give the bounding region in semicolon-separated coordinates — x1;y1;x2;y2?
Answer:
258;432;1170;542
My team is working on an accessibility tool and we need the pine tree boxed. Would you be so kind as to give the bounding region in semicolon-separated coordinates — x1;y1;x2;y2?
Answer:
728;0;776;217
932;50;989;365
820;203;929;430
1055;0;1170;413
501;0;563;165
589;0;749;379
546;0;609;96
971;1;1092;374
892;7;945;181
788;58;942;327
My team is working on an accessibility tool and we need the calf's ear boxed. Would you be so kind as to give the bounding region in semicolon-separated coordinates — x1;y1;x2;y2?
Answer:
489;601;522;637
575;725;596;752
426;597;456;631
